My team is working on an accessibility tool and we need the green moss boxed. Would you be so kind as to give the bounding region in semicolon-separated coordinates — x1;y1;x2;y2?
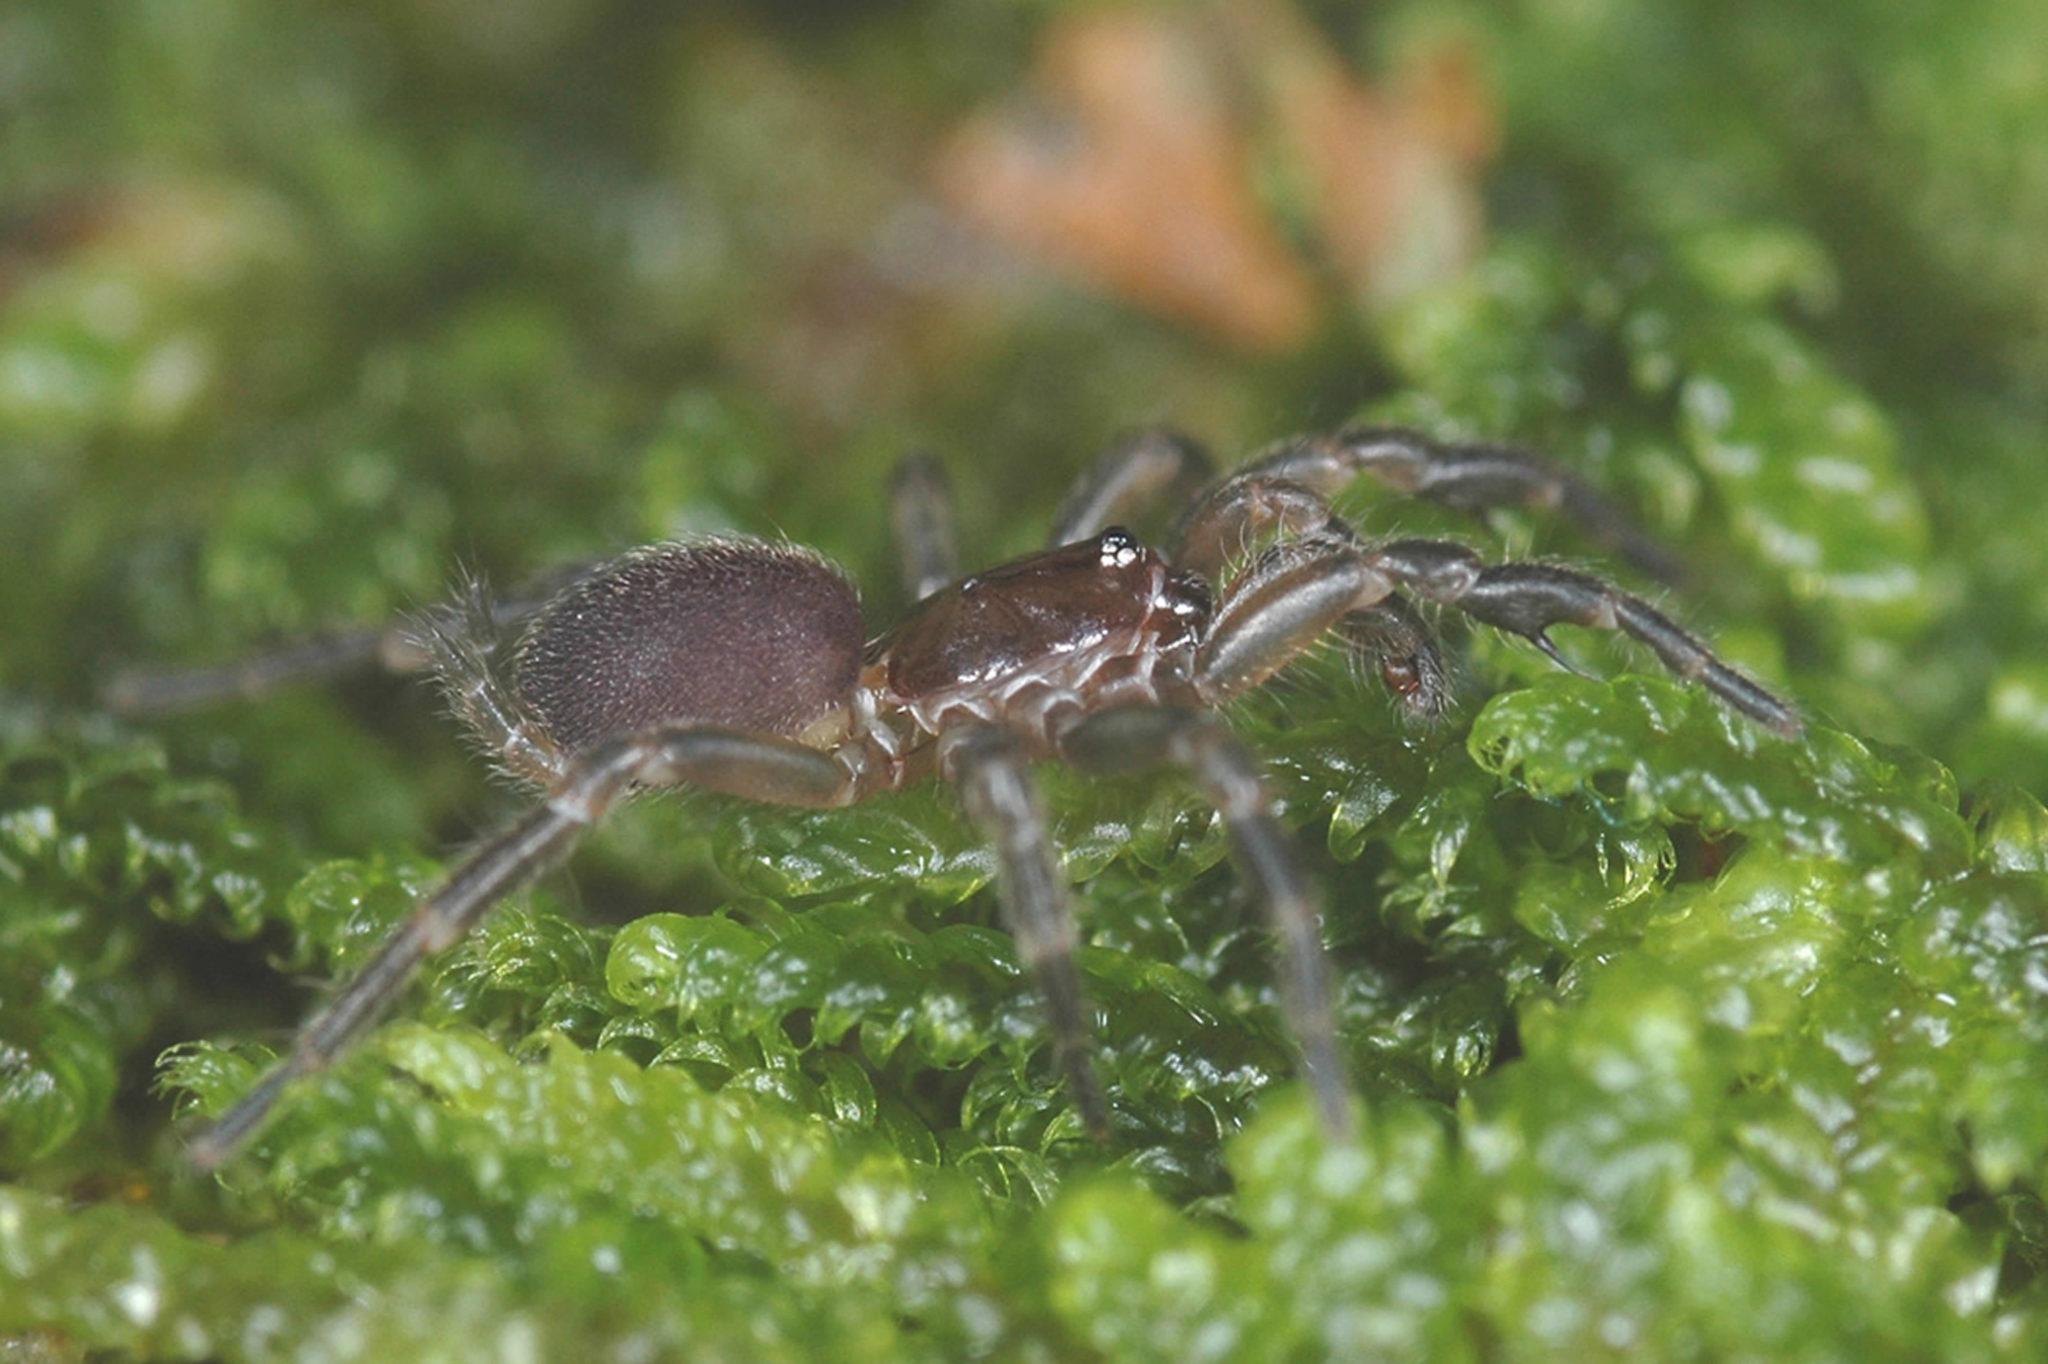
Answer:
0;726;292;1167
3;0;2044;1359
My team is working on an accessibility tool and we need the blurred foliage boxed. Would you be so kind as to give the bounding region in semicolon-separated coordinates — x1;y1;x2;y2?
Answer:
2;0;2045;1359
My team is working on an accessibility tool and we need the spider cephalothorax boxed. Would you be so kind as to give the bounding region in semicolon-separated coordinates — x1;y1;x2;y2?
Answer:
109;426;1801;1166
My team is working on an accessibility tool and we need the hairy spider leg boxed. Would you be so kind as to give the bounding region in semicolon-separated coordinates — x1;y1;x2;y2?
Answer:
1194;536;1399;701
889;427;1214;602
1174;474;1453;719
412;571;569;787
187;724;863;1171
889;451;960;602
1046;428;1216;548
1336;593;1453;721
1238;426;1688;586
101;620;429;717
101;563;589;716
941;723;1113;1140
1190;520;1803;737
1058;704;1353;1139
1367;538;1802;736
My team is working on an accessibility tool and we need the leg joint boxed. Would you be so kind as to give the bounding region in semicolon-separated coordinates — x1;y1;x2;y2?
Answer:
1368;539;1484;601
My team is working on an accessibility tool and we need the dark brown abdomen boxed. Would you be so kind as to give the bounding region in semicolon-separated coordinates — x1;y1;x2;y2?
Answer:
513;539;864;752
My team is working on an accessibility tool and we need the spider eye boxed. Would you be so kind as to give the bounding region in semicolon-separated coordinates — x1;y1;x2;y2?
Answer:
1097;526;1142;568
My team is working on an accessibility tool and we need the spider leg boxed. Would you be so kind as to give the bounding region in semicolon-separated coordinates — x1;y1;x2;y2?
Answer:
101;562;588;717
1170;474;1451;719
1057;704;1353;1139
939;722;1112;1140
187;725;859;1171
1367;537;1802;736
411;572;568;787
1232;426;1687;585
1171;470;1331;581
1048;428;1215;547
101;621;430;717
1341;593;1454;721
1193;535;1397;703
890;451;960;601
1192;530;1801;736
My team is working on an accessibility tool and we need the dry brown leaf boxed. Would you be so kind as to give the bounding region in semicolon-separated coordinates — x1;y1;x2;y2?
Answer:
936;1;1496;350
936;7;1317;352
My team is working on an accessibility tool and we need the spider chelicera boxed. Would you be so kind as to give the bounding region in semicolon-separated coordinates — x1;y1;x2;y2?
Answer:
108;426;1802;1168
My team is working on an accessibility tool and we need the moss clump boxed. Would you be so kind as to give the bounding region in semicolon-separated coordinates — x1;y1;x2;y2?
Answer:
4;1;2045;1359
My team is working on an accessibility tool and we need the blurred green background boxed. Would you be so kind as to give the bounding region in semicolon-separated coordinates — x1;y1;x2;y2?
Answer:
2;1;2046;1359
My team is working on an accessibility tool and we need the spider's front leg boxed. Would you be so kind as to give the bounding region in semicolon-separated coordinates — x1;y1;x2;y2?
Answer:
1192;530;1801;736
1057;705;1353;1139
1240;426;1687;585
1173;472;1454;721
187;725;860;1171
1192;535;1401;702
1369;538;1802;736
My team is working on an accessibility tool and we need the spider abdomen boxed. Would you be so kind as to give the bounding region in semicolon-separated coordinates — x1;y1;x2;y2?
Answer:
512;539;865;753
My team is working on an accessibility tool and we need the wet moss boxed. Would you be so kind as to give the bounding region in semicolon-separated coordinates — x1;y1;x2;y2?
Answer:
4;1;2045;1359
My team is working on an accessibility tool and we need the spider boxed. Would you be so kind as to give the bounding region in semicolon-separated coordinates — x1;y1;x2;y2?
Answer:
110;426;1802;1169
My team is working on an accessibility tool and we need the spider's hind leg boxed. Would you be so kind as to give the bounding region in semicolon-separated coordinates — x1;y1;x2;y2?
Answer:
409;571;567;788
101;619;432;717
187;721;860;1170
101;562;587;719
